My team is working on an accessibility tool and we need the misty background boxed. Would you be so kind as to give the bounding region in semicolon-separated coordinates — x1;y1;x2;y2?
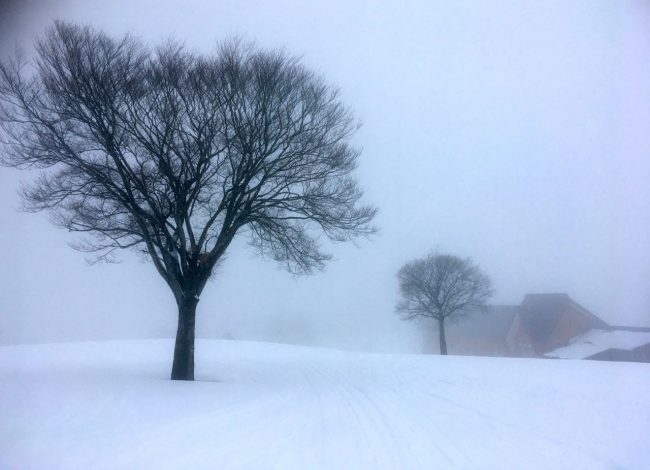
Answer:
1;0;648;351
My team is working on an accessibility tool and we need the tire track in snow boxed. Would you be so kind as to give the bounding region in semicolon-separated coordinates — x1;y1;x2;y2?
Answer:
298;357;463;469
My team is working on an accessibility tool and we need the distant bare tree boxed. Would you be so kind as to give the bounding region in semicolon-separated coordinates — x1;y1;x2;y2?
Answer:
396;253;493;355
0;22;376;380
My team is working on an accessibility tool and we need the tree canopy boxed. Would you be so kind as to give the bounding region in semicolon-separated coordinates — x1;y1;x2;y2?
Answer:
396;252;493;354
0;22;377;379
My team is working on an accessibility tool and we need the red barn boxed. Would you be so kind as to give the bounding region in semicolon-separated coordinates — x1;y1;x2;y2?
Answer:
440;293;650;362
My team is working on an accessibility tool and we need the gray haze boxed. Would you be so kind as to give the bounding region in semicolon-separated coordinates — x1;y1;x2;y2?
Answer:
1;0;649;350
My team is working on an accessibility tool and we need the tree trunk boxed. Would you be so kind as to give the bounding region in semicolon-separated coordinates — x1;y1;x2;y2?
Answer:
438;317;448;355
171;297;198;380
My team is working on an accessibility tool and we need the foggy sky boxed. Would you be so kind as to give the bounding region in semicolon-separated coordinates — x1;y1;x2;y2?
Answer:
1;0;649;350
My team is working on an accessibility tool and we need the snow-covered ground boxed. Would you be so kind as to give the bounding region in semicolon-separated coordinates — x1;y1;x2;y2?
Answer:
1;339;648;469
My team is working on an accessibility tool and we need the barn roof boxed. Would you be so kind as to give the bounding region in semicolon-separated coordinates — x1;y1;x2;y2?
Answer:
518;294;568;346
518;293;608;353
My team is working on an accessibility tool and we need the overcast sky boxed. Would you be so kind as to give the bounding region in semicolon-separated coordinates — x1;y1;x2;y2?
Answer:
1;0;649;349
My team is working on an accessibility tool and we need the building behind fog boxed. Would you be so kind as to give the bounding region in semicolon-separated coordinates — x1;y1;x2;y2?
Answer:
444;294;650;362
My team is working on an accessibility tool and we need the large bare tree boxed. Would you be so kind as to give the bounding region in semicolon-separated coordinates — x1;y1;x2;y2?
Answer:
0;22;376;380
396;253;493;355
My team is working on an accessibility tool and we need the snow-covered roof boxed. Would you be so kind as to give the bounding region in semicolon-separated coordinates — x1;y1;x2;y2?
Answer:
546;329;650;359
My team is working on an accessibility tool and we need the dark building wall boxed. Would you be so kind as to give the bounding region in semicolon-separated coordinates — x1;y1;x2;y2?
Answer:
506;315;536;357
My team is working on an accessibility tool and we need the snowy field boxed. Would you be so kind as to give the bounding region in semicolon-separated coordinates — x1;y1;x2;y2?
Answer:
1;339;648;469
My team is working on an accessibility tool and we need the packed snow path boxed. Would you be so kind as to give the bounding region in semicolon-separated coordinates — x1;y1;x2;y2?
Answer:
1;339;648;469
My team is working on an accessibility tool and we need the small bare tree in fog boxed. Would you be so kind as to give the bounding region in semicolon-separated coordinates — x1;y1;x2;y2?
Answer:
0;22;376;380
396;253;493;355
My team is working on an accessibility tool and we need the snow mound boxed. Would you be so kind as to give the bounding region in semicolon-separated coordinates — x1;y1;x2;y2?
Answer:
1;339;648;469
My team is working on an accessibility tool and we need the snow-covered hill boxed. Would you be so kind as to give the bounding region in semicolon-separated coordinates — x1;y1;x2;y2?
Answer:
1;339;648;469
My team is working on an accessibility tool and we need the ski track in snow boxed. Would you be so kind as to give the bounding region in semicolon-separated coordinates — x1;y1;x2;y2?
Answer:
1;339;648;469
